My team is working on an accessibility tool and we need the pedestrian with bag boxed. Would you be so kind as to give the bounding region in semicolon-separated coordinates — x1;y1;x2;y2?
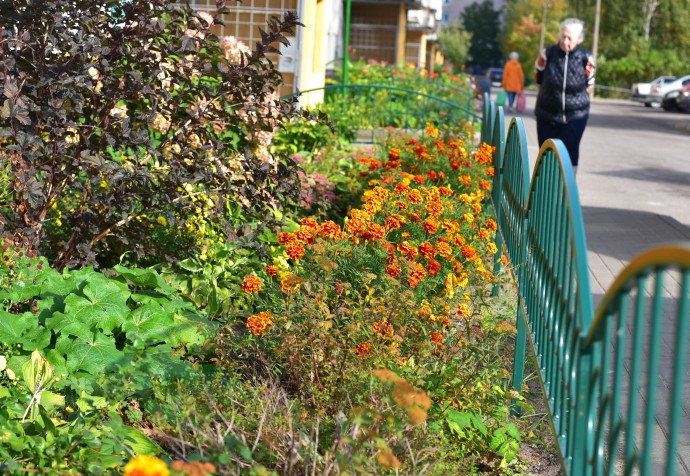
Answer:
534;18;595;175
501;52;525;113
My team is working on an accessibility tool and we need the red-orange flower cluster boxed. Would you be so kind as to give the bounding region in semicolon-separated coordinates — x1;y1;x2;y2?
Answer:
241;275;263;293
246;311;273;335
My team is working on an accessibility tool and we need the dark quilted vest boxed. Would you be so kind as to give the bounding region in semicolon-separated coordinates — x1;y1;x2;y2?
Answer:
535;45;591;124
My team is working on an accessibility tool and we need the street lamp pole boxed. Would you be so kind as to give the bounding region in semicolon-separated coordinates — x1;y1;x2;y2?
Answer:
538;4;550;52
590;0;601;99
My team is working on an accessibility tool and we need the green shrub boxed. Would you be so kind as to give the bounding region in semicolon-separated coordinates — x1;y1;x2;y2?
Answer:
0;0;308;269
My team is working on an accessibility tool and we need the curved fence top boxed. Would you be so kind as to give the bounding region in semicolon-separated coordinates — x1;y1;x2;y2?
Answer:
584;241;690;347
285;84;480;120
527;138;595;334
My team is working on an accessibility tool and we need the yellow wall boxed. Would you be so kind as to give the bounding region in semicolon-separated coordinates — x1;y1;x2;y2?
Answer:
297;0;326;106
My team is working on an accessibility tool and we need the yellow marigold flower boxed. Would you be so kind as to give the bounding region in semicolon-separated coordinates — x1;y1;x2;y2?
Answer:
241;275;263;293
280;273;301;294
100;179;108;188
456;303;470;319
487;242;498;254
123;455;170;476
435;240;453;258
55;218;62;227
463;213;475;223
156;216;168;227
426;124;439;138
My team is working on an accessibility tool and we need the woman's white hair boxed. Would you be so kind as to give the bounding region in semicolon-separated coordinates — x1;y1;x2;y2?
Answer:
509;51;519;60
560;18;585;43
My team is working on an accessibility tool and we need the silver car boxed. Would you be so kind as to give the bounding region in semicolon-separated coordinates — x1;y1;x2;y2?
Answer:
646;74;690;107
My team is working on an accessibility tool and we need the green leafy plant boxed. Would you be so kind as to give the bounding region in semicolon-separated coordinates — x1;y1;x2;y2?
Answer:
0;248;207;471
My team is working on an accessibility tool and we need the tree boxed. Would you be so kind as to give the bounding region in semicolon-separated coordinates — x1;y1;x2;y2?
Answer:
502;0;568;82
460;0;503;69
0;0;308;269
437;23;472;73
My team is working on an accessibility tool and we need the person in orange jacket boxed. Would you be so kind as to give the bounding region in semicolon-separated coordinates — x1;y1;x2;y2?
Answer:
502;52;525;113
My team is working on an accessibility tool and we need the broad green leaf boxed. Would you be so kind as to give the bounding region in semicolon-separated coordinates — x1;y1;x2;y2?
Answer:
70;278;130;331
0;311;49;349
55;333;125;375
445;408;470;437
122;302;173;346
113;265;176;293
39;390;65;412
121;425;164;454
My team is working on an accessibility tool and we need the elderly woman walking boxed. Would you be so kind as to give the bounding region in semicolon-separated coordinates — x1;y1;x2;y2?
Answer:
501;51;524;113
534;18;595;175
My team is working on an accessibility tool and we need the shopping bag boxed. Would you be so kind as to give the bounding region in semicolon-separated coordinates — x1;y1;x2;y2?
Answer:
496;90;507;106
516;91;526;113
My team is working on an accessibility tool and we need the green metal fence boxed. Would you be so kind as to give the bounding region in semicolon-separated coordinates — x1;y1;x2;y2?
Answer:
284;83;478;143
485;94;690;475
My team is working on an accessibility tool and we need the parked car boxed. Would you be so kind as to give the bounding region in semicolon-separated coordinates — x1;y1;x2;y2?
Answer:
486;68;504;88
631;76;677;107
646;74;690;108
676;84;690;113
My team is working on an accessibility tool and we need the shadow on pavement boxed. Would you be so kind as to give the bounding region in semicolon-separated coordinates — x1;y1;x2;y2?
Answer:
583;206;690;261
593;167;690;187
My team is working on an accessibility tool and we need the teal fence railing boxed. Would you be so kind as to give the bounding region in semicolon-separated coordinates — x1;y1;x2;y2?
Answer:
284;83;478;143
484;93;690;475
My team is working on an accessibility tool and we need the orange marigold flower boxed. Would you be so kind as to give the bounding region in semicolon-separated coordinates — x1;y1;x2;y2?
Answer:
461;244;478;260
473;203;482;214
355;342;372;359
277;231;296;244
123;455;170;476
397;241;416;256
242;275;263;293
429;331;445;347
386;261;402;277
500;255;509;265
439;186;453;196
394;182;410;194
487;167;495;177
385;215;403;230
373;320;394;337
435;240;453;258
345;217;367;235
478;228;491;240
285;241;306;260
454;234;467;247
459;174;472;185
296;225;318;244
427;258;441;277
388;148;401;160
418;242;436;260
427;170;438;180
413;144;426;155
365;222;386;241
413;174;426;183
320;220;342;238
450;159;460;170
407;189;423;204
409;262;427;281
265;265;279;276
426;125;439;138
246;311;273;335
480;179;491;190
424;201;444;218
407;138;419;145
394;200;408;210
434;140;445;150
422;218;439;234
485;219;498;232
441;220;460;232
300;217;319;229
407;212;421;223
